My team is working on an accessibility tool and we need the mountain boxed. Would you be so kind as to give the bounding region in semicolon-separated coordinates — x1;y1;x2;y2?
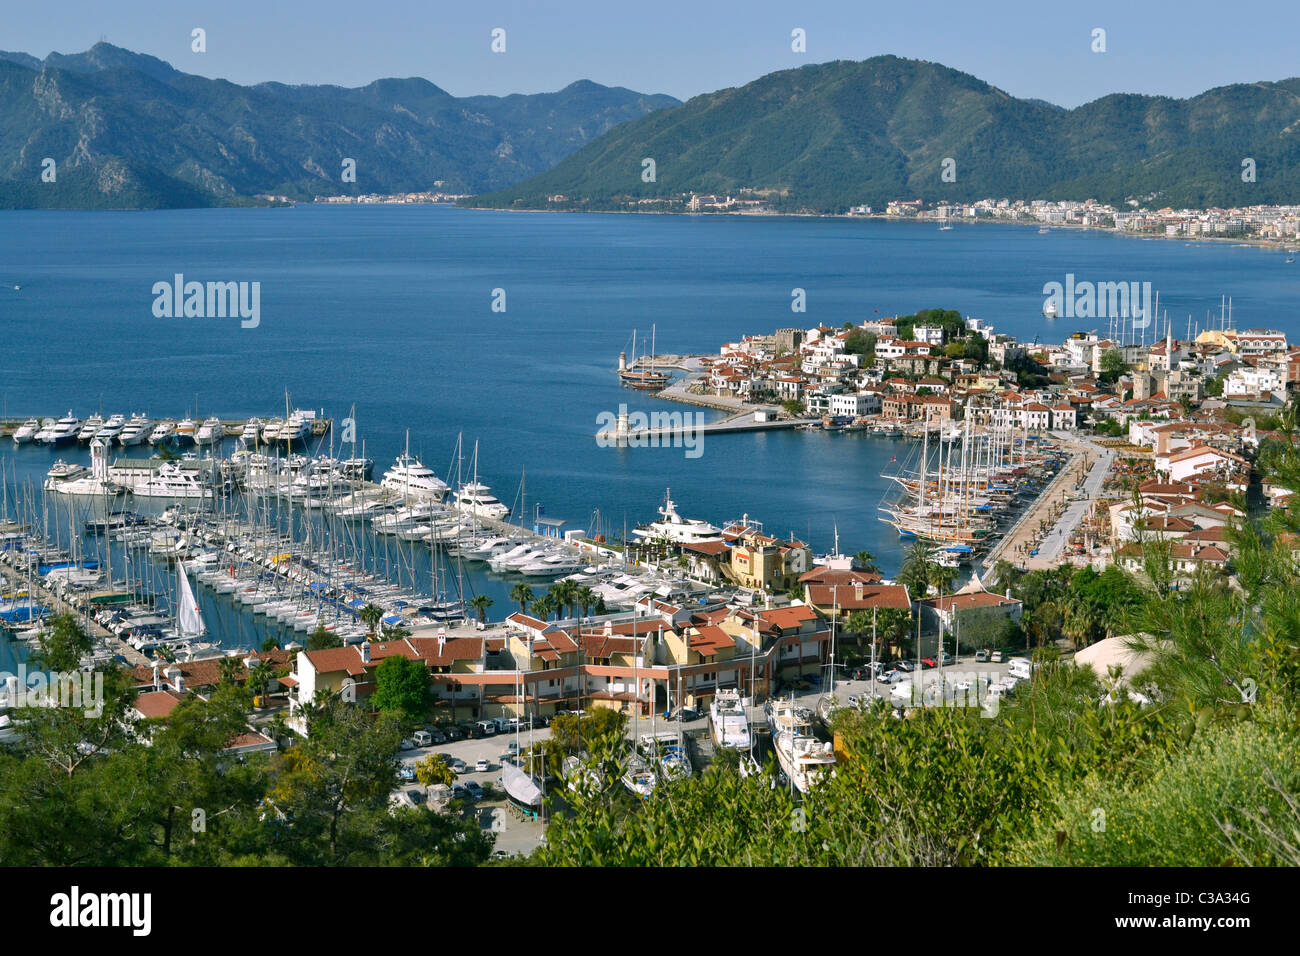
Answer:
467;56;1300;212
0;43;679;209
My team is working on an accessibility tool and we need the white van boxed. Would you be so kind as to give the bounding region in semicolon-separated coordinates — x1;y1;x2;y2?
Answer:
412;730;432;747
1007;658;1036;680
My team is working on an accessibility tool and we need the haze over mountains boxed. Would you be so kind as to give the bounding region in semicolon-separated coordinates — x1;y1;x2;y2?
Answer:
1;47;1298;211
0;43;679;208
472;56;1300;213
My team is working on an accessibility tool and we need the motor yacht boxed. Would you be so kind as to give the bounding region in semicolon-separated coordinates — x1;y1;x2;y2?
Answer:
148;421;176;445
380;453;449;501
174;418;197;444
452;481;510;519
77;415;104;443
12;418;39;444
118;415;152;446
195;416;225;445
36;412;81;446
631;489;723;544
94;414;127;443
709;688;752;750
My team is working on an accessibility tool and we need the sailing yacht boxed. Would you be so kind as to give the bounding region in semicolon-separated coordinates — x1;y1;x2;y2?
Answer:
618;325;671;390
169;566;207;642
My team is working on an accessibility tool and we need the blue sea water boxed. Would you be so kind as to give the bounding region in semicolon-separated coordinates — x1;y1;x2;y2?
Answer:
0;205;1296;655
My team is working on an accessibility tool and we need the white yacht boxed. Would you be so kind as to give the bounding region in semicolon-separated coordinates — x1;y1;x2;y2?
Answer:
118;415;152;446
77;414;104;443
174;418;197;444
373;502;444;534
262;410;314;445
765;699;836;793
240;417;264;447
36;412;81;446
463;537;522;561
709;688;752;750
488;543;543;572
131;463;213;500
148;421;176;445
45;460;88;483
631;489;723;544
94;414;126;443
380;453;449;501
194;416;225;445
453;481;509;519
12;418;39;444
518;552;582;577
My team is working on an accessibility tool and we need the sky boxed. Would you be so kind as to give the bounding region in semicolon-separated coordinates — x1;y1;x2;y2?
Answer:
2;0;1297;105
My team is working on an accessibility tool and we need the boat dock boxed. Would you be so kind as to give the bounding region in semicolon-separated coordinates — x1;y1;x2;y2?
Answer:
0;546;153;666
0;416;332;440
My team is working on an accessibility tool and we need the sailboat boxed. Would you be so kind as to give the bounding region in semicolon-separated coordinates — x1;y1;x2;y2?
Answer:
173;565;207;641
618;326;671;390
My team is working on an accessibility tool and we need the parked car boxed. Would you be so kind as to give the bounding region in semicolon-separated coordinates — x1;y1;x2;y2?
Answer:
974;649;990;663
412;730;432;747
451;784;467;800
505;741;520;754
876;669;903;685
398;765;415;780
990;650;1006;663
464;781;485;801
475;758;491;773
920;657;937;669
500;753;516;766
399;738;416;751
474;719;498;737
937;652;956;667
441;725;465;741
427;729;447;745
448;758;467;774
894;659;916;672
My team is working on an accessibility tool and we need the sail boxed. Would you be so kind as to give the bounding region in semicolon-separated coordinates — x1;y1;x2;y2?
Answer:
177;568;206;638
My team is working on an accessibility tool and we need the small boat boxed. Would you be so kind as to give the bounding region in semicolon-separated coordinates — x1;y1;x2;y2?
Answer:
709;688;752;750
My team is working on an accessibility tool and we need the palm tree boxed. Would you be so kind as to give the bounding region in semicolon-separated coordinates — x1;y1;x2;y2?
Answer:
532;594;555;622
898;540;933;598
359;603;383;641
469;594;494;625
844;610;872;649
576;585;598;617
854;550;879;574
510;583;534;616
248;659;274;703
991;559;1019;597
550;579;579;620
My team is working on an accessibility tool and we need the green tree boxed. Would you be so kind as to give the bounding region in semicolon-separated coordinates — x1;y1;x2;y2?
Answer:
371;656;429;727
307;625;342;650
359;603;384;641
510;583;534;615
469;594;494;624
415;753;456;787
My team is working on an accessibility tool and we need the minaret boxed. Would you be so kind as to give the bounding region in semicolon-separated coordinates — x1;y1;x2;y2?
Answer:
1166;323;1174;370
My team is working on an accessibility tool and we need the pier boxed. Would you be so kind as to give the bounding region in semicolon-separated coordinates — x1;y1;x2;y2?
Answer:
595;408;816;442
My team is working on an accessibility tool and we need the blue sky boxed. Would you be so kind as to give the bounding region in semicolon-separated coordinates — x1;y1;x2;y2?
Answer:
2;0;1296;105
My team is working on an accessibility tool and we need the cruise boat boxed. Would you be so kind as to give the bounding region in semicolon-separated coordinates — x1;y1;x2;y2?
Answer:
709;688;752;750
765;699;836;793
174;418;197;444
631;489;723;544
452;481;509;519
94;414;126;443
194;417;225;446
148;421;176;445
380;453;449;501
11;418;39;444
77;415;104;443
118;415;152;446
36;412;81;446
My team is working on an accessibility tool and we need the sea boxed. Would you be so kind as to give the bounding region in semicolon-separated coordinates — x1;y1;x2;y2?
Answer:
1;204;1296;657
